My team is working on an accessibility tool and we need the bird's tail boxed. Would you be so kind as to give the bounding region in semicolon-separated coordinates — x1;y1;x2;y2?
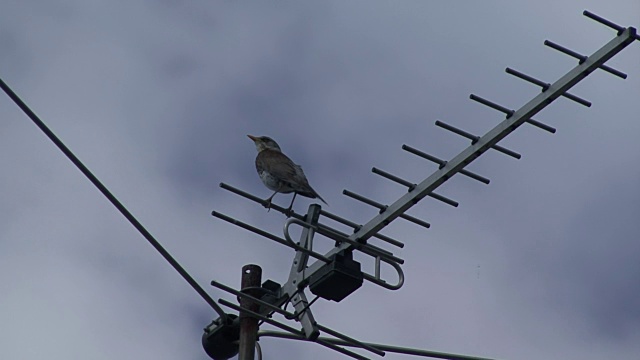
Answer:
316;192;328;206
313;188;328;206
298;184;328;206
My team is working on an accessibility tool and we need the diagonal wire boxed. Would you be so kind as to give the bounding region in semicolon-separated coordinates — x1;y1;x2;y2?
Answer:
0;77;227;320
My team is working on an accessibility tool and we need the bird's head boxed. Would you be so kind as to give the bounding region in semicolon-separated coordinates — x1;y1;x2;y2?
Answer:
247;135;282;152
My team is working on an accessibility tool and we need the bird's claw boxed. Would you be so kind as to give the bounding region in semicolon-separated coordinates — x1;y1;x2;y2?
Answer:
284;207;294;218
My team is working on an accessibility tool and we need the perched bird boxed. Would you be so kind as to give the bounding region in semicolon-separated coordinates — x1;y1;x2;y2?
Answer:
248;135;327;215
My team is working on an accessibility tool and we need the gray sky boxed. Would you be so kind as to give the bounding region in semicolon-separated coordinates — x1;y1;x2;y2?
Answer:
1;1;639;359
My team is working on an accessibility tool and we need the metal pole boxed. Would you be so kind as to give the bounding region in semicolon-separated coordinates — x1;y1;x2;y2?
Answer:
238;264;262;360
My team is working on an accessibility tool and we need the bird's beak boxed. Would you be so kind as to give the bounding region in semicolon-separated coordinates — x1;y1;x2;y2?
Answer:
247;135;258;142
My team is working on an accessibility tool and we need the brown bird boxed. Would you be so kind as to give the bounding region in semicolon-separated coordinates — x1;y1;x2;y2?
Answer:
248;135;327;215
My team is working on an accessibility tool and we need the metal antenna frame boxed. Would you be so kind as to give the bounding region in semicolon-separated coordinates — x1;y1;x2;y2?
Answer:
209;10;638;360
212;204;391;359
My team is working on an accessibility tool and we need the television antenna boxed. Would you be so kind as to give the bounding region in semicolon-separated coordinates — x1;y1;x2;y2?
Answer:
1;9;637;360
207;10;639;360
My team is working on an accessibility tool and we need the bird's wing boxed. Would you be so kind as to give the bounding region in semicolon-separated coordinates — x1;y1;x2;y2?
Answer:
257;150;299;181
257;150;328;204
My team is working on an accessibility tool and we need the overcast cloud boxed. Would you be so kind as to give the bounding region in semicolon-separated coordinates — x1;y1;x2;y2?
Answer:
1;1;639;359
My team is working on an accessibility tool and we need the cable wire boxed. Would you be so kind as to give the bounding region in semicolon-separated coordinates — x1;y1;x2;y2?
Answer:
0;77;227;320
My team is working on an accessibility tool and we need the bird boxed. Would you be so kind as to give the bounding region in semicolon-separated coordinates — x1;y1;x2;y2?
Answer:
248;135;327;215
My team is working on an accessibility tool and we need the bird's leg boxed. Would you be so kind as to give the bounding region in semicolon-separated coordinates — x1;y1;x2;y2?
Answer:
285;193;297;217
264;190;278;211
